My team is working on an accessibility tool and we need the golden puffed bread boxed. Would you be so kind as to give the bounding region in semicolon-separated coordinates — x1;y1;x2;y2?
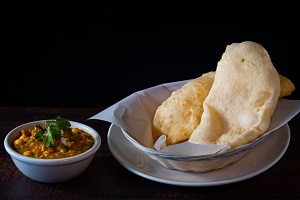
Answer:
279;74;295;98
152;41;295;147
152;71;215;146
196;73;294;98
188;41;281;148
152;71;294;146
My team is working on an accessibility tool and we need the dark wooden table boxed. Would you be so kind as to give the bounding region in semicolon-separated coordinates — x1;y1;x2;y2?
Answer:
1;106;300;199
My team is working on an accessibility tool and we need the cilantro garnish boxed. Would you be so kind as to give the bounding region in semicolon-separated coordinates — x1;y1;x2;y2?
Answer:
35;116;72;148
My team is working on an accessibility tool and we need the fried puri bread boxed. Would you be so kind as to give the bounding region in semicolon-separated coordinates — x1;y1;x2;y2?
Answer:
152;71;215;146
279;74;295;98
188;41;281;148
152;71;294;146
153;42;295;147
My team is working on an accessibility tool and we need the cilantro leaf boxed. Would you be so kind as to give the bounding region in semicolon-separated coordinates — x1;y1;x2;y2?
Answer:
35;128;46;139
56;116;72;133
34;116;71;148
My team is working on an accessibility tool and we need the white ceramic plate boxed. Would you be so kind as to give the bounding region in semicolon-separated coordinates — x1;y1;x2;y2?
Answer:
107;123;290;186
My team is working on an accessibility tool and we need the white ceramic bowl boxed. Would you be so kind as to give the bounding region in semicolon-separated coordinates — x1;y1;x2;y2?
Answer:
121;128;269;172
4;120;101;183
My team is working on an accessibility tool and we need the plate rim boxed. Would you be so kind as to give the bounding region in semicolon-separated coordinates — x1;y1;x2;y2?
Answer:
107;123;290;186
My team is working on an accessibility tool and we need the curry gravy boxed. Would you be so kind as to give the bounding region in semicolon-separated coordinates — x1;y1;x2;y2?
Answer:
13;126;95;159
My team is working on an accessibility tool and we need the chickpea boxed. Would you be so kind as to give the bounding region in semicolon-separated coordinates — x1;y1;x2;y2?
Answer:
19;134;27;140
23;151;33;157
72;128;80;134
14;139;25;145
21;130;31;137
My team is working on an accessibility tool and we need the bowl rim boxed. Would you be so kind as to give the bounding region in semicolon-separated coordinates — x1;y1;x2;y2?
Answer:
4;119;101;165
121;127;269;161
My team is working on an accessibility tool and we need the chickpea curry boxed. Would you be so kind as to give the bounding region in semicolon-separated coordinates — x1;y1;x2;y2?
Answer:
13;116;95;159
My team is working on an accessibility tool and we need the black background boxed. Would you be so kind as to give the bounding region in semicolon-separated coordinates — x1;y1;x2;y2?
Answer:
1;1;300;107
